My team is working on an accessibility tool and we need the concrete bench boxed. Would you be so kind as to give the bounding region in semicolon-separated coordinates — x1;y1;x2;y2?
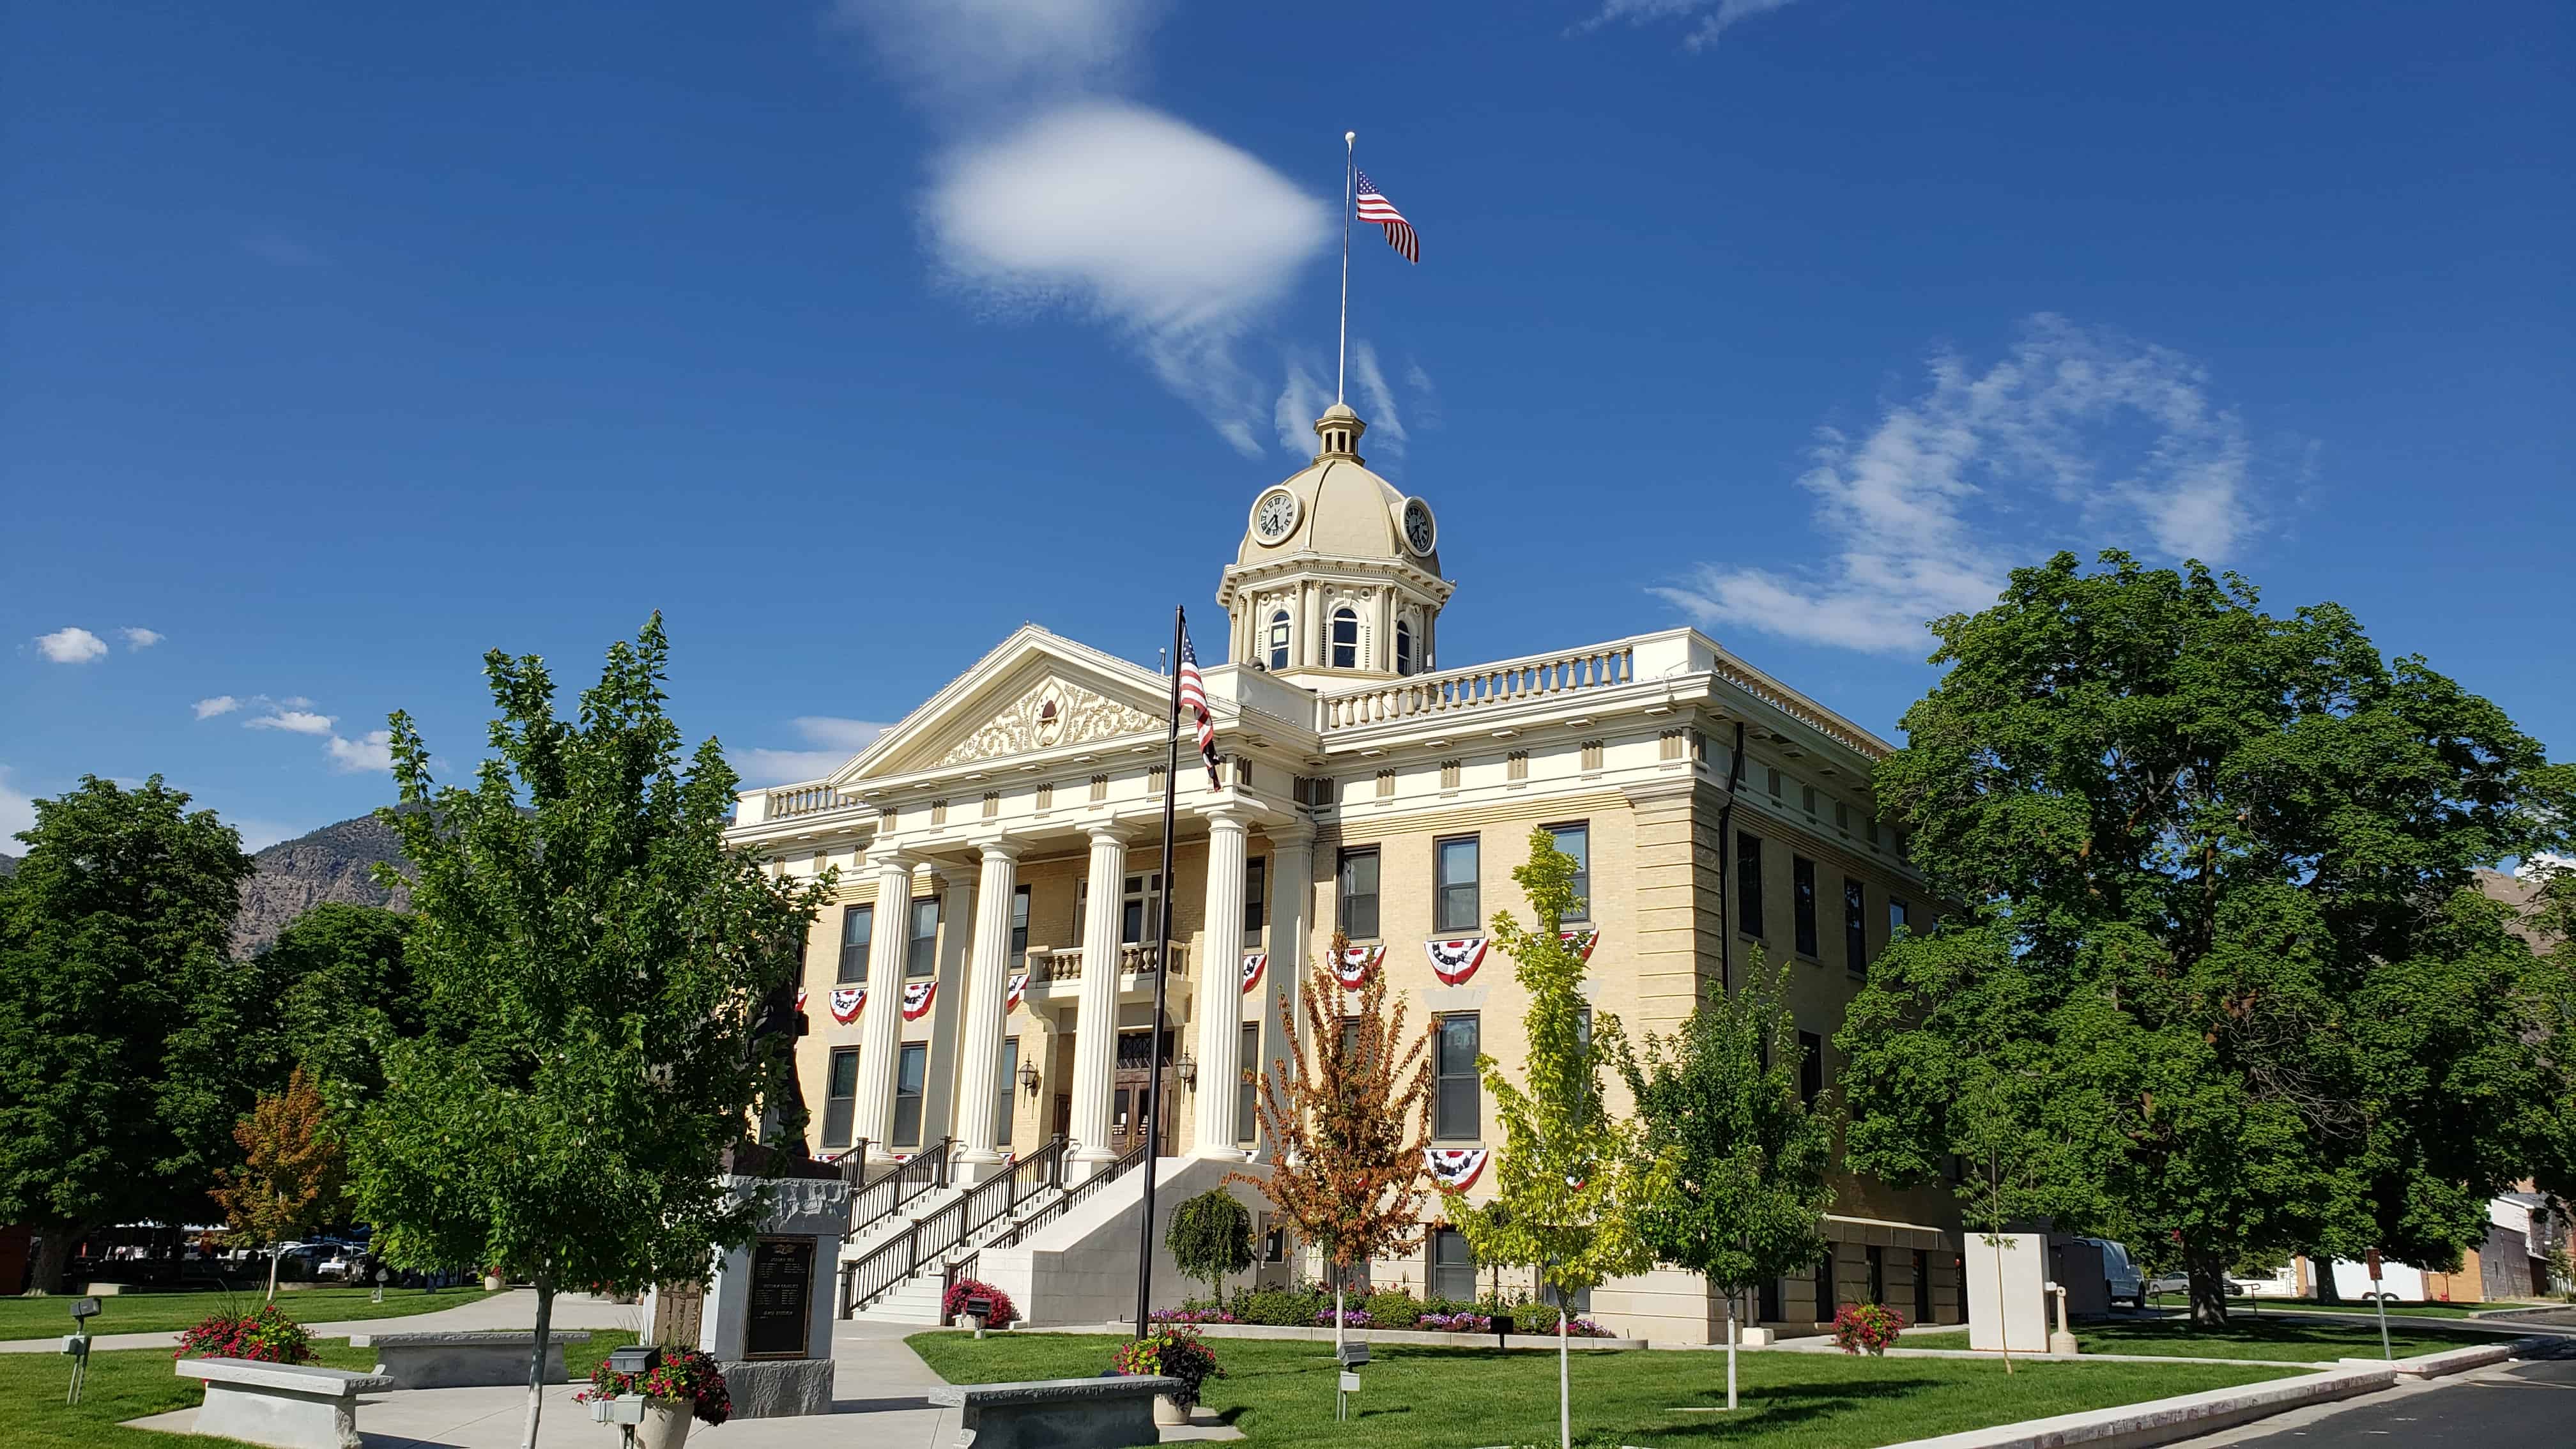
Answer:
346;1328;592;1388
926;1375;1184;1449
178;1356;394;1449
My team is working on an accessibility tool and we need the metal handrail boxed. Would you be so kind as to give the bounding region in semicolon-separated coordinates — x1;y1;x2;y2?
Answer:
840;1137;1144;1317
845;1136;953;1240
986;1137;1151;1250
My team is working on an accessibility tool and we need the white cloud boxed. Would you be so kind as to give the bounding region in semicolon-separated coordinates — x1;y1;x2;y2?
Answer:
0;766;34;847
1349;341;1407;457
1653;314;2265;656
2517;852;2573;881
1588;0;1807;49
830;0;1162;109
246;709;336;736
194;695;242;719
119;627;164;650
925;102;1332;456
1274;358;1332;454
737;717;894;786
325;730;394;774
34;627;108;664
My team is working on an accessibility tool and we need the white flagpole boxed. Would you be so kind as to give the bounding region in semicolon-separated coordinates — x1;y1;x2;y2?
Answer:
1337;130;1354;405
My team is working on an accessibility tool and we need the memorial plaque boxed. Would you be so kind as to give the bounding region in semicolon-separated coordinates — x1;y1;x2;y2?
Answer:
743;1237;815;1359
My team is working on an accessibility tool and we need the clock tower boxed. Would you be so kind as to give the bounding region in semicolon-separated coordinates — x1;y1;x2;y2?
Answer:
1216;402;1454;691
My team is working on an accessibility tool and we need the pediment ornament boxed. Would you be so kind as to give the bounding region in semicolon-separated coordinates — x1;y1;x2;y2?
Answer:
938;677;1159;765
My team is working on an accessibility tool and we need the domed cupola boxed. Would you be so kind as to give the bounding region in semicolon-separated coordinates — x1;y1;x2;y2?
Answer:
1216;404;1455;691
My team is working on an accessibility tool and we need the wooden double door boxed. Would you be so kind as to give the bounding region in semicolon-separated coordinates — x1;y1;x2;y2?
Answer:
1110;1028;1176;1158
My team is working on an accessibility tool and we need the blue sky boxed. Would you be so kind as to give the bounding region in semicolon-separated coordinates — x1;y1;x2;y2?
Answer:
4;1;2570;850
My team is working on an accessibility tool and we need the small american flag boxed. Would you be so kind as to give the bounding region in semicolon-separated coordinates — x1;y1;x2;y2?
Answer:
1176;625;1221;788
1355;169;1417;264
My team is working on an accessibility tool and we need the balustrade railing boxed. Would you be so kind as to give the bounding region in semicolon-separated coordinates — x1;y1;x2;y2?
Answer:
1025;944;1188;984
1318;645;1636;731
764;783;846;820
1703;651;1889;761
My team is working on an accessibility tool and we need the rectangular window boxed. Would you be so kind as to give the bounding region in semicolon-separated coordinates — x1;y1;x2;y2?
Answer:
997;1038;1017;1147
1435;835;1481;933
1759;1276;1782;1323
1338;847;1380;940
1009;885;1030;965
1120;871;1162;945
1767;767;1782;799
1435;1014;1480;1141
1802;784;1819;816
906;896;940;978
1814;1245;1836;1321
893;1043;927;1147
1799;1030;1824;1105
1890;898;1910;937
1793;856;1819;957
1237;1022;1259;1146
1545;822;1593;923
1430;1227;1477;1303
1243;858;1267;943
1737;833;1766;940
822;1047;859;1149
1866;1245;1886;1305
1913;1248;1933;1323
837;903;873;984
1844;877;1867;975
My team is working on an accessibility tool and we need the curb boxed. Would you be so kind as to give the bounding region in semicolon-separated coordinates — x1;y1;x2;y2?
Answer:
2336;1340;2519;1379
1871;1365;2394;1449
1002;1321;1650;1351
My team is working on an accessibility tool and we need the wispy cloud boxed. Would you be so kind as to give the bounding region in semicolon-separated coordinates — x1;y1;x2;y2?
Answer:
1349;341;1408;457
1272;341;1425;459
738;716;894;786
194;695;242;719
245;708;336;736
324;730;394;774
1586;0;1807;50
1653;314;2267;656
119;627;163;650
834;1;1332;456
241;233;328;268
33;627;108;664
0;766;34;846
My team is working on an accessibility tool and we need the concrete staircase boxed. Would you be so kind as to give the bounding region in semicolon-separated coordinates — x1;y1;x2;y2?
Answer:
838;1138;1080;1322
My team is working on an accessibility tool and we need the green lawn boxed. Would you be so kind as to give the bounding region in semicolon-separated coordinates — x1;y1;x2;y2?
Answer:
2142;1292;2512;1320
1909;1317;2468;1362
0;1286;502;1341
907;1331;2297;1449
0;1331;637;1449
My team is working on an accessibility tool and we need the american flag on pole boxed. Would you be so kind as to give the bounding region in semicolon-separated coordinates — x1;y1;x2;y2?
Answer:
1355;169;1417;264
1176;625;1221;789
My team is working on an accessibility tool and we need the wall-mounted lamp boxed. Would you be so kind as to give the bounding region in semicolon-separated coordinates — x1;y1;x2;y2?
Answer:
1018;1061;1041;1097
1176;1050;1199;1091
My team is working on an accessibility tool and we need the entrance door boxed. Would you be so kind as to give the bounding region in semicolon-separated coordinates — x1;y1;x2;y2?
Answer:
1110;1029;1175;1157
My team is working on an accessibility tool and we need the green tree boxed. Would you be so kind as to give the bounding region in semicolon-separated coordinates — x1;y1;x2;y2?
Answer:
261;903;419;1108
1164;1187;1255;1308
1451;829;1675;1449
1618;952;1834;1408
1238;930;1435;1364
210;1067;348;1299
1840;552;2576;1326
346;617;827;1449
0;776;257;1292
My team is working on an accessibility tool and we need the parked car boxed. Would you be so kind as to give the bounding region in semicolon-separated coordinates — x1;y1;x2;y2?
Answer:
2075;1238;2147;1310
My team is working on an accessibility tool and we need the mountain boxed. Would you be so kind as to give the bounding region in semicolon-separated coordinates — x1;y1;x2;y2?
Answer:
0;853;15;877
232;811;415;956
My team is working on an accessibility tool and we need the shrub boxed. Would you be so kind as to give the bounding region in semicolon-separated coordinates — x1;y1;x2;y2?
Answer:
1112;1326;1225;1409
1832;1301;1906;1354
1238;1288;1326;1326
1151;1307;1239;1324
1361;1289;1423;1329
1165;1189;1255;1305
940;1278;1018;1328
1419;1311;1493;1333
578;1347;732;1425
174;1304;314;1365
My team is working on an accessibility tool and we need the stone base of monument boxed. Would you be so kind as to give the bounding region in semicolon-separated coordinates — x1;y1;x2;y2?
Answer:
718;1359;834;1418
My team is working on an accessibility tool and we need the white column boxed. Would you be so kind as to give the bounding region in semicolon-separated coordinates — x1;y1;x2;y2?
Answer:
920;861;977;1153
1193;807;1252;1157
854;848;916;1160
954;839;1021;1181
1255;824;1315;1163
1070;825;1128;1175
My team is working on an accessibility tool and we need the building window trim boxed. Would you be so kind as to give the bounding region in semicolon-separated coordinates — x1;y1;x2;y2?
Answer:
893;1042;928;1147
1434;1013;1481;1142
837;903;873;985
1434;833;1481;934
1337;846;1381;940
1544;821;1590;924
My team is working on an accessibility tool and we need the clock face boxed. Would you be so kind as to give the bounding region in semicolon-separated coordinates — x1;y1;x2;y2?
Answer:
1402;497;1437;556
1253;488;1300;544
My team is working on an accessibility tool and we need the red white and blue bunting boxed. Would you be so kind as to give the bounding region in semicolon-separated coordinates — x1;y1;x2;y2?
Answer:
1424;937;1488;986
1559;928;1600;962
1006;972;1027;1013
1333;944;1385;991
1239;952;1267;995
1425;1147;1489;1193
901;980;938;1021
794;986;809;1012
828;986;866;1024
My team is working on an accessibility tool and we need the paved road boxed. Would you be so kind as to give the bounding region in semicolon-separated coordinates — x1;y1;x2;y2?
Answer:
2178;1339;2576;1448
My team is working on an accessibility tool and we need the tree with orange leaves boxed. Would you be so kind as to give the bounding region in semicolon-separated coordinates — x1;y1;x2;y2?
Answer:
210;1066;348;1300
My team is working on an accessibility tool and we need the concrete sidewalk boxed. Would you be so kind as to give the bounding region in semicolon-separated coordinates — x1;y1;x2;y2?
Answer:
0;1289;647;1355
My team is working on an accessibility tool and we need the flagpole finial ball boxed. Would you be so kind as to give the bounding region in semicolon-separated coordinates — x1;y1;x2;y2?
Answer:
1345;130;1356;144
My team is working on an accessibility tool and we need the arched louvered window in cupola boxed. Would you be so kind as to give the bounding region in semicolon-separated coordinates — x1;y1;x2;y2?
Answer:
1330;607;1360;670
1266;610;1292;671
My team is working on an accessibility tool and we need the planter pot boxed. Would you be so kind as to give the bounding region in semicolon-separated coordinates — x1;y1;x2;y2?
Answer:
1153;1395;1190;1427
1866;1344;1887;1357
636;1400;694;1449
482;1275;504;1291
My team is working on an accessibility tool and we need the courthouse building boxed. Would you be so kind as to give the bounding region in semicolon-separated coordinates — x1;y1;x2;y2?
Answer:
729;403;1964;1340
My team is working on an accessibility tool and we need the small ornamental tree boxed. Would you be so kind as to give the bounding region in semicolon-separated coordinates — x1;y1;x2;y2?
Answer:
210;1068;349;1300
346;618;829;1449
1451;829;1676;1449
1618;951;1835;1409
1165;1187;1255;1308
1236;930;1434;1365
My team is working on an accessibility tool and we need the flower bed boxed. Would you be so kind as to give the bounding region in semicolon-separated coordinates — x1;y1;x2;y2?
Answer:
1833;1302;1907;1354
1111;1325;1225;1408
941;1278;1018;1328
1151;1307;1240;1324
578;1347;732;1425
174;1304;314;1365
1313;1308;1372;1328
1419;1311;1493;1333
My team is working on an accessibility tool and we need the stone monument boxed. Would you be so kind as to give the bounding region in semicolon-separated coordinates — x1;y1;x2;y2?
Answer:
641;1153;847;1419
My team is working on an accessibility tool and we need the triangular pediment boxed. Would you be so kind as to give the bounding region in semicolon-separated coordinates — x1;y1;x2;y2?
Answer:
832;627;1171;786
